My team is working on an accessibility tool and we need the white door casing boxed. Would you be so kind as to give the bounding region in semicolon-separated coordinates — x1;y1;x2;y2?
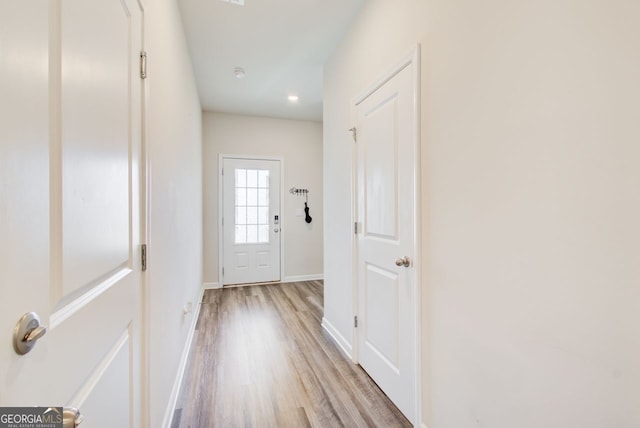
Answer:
222;157;282;285
0;0;144;426
354;48;420;424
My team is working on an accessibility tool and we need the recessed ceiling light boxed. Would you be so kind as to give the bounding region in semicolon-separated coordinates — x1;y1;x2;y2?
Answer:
288;95;299;102
220;0;244;6
234;67;246;79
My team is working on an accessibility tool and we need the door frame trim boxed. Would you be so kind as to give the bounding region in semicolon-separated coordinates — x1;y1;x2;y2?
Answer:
351;44;422;426
218;154;285;286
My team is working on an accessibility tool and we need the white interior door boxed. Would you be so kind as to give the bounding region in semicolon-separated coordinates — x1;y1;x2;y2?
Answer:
355;58;418;423
222;157;281;285
0;0;143;426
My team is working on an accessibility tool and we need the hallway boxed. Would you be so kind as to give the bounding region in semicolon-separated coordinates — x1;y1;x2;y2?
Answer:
171;281;410;427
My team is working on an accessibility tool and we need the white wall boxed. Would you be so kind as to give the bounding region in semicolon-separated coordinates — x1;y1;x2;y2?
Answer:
323;0;430;376
203;112;323;285
145;0;203;426
324;1;640;427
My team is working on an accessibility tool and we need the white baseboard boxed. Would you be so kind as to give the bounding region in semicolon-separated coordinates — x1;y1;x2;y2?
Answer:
282;274;324;283
206;276;323;288
203;281;222;289
321;317;352;359
421;423;428;428
161;286;205;428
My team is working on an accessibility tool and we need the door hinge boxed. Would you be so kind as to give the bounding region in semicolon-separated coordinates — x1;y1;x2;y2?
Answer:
141;244;147;271
222;267;224;276
354;222;358;234
349;126;357;142
222;217;224;226
221;168;224;176
354;315;358;328
140;51;147;79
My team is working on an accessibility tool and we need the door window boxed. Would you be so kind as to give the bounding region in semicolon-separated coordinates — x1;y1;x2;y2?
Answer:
234;168;270;244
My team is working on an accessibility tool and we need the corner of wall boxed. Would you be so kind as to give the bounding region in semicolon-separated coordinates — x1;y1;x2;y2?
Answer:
321;317;353;360
160;286;205;428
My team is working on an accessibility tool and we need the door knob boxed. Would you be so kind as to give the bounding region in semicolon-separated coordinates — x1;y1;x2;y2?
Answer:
395;256;411;267
63;407;84;427
13;312;48;355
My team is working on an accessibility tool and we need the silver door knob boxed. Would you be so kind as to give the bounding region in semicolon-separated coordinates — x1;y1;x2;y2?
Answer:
13;312;48;355
63;407;84;427
395;256;411;267
274;228;280;233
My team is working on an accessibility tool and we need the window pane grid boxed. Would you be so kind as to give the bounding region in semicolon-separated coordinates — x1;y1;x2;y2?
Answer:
235;168;270;244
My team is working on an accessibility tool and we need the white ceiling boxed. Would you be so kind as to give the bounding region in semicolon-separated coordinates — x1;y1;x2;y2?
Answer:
177;0;366;122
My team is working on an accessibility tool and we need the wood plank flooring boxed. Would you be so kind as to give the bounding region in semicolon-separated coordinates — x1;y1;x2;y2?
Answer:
172;281;411;428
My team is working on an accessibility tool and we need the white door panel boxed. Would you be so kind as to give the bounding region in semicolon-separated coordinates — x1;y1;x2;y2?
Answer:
364;263;400;368
222;158;281;285
0;0;143;425
356;60;417;423
61;0;132;295
61;0;132;298
364;94;400;240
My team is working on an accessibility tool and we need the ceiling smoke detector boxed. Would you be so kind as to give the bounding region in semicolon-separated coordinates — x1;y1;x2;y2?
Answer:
234;67;246;79
220;0;244;6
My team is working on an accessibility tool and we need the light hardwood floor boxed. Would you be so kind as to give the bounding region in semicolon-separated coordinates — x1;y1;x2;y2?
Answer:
171;280;411;428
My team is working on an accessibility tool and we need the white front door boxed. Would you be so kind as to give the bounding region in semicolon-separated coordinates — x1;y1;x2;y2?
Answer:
0;0;143;426
355;55;419;423
222;157;281;285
